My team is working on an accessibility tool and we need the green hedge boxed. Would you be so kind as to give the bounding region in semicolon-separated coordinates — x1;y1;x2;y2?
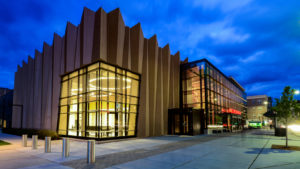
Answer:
2;128;60;140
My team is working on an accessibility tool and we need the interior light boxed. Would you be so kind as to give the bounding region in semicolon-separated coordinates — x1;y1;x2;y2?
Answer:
89;77;132;83
207;125;223;128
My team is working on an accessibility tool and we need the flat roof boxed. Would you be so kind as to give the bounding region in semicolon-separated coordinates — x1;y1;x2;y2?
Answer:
247;95;268;100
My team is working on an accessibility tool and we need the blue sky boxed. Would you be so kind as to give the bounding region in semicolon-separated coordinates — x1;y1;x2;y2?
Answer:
0;0;299;100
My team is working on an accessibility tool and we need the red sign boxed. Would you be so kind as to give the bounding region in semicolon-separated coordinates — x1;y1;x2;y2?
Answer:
222;108;241;115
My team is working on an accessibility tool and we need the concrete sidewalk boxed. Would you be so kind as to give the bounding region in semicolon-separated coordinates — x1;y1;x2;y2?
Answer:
107;130;300;169
1;130;300;169
0;132;56;169
0;131;197;169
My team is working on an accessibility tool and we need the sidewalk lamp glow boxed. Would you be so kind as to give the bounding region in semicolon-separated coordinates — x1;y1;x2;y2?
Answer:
295;90;300;95
263;101;268;105
288;125;300;132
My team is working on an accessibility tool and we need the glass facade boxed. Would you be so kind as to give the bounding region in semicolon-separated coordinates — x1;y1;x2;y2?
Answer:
58;61;140;139
181;59;247;130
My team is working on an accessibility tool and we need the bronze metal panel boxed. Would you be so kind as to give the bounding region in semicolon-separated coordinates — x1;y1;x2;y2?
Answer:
174;52;180;107
52;34;63;131
42;43;53;129
27;56;35;128
21;61;28;128
122;26;130;69
33;50;43;129
92;8;107;61
130;23;144;73
65;23;77;72
107;8;125;66
155;48;163;135
162;45;171;134
81;8;95;65
147;35;158;136
137;38;149;137
74;26;81;69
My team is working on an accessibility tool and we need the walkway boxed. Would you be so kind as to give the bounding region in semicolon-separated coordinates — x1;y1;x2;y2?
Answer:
0;129;300;169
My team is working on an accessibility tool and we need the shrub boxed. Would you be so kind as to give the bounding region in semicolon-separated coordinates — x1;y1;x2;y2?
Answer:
38;129;59;140
2;128;60;140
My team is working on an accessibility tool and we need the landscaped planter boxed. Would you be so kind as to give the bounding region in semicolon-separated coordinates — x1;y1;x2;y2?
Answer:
275;128;286;136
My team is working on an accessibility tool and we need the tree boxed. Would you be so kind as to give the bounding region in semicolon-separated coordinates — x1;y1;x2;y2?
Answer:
272;86;300;147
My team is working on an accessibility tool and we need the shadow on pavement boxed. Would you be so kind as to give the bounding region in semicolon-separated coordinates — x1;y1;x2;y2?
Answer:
245;148;292;154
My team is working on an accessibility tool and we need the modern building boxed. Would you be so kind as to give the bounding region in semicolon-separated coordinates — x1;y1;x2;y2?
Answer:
0;88;13;128
12;7;246;139
247;95;272;126
168;59;247;135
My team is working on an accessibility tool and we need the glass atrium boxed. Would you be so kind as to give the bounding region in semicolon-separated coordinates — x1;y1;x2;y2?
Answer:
58;61;140;139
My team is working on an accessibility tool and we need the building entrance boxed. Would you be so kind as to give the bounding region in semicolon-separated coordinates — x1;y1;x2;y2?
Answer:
168;108;205;135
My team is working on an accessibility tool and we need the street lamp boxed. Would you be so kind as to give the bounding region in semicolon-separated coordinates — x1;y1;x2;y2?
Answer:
295;90;300;95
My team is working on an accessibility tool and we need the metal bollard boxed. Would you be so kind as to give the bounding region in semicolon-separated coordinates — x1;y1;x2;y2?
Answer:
87;140;95;163
22;134;27;147
44;137;51;153
32;135;38;149
62;138;70;158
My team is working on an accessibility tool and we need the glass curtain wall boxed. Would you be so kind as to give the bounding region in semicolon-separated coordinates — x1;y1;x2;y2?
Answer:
181;59;247;130
58;61;140;139
181;63;206;110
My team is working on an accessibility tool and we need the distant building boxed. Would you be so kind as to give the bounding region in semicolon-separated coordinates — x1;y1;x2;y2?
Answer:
0;88;13;128
267;97;273;111
247;95;272;125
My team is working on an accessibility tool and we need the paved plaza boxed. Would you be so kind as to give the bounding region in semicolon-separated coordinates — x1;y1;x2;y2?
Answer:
0;129;300;169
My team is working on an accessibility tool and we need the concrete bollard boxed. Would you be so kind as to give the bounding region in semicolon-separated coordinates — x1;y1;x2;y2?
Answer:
44;137;51;153
32;135;38;149
62;138;70;158
22;134;27;147
87;140;95;163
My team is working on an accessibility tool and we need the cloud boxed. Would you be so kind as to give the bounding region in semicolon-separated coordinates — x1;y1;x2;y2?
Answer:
209;27;250;44
239;51;264;63
193;0;253;12
0;0;299;100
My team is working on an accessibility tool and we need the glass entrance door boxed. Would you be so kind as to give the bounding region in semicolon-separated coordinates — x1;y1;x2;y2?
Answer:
174;113;180;134
168;109;192;135
183;113;189;134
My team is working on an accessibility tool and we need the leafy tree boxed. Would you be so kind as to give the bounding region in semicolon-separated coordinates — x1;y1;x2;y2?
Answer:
272;86;300;147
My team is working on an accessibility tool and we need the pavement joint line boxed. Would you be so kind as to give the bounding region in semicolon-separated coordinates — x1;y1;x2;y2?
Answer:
247;136;271;169
254;161;300;169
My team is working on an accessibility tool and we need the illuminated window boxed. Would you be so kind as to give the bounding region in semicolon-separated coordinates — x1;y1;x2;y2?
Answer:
181;60;246;127
58;61;140;139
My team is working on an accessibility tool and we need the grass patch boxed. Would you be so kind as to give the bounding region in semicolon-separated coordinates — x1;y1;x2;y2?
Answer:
272;144;300;151
0;140;10;146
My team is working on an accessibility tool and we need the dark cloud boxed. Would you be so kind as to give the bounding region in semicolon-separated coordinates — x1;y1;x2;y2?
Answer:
0;0;299;100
